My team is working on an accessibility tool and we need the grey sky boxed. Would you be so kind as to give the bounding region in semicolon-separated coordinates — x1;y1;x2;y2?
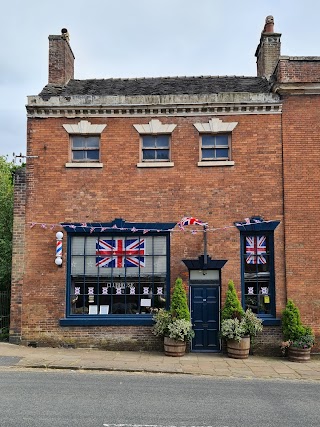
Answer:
1;0;319;159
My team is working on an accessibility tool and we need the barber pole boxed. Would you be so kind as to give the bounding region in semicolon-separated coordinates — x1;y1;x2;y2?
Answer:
56;240;62;257
55;231;64;266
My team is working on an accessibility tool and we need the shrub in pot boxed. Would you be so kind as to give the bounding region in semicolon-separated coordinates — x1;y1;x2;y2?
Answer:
220;280;262;358
281;299;315;362
152;277;194;356
220;309;263;359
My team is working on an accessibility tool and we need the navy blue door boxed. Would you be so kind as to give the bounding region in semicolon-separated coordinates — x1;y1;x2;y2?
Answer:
190;285;220;352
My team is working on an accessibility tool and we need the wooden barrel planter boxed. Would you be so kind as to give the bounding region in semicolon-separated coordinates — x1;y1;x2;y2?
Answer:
288;346;311;362
227;336;250;359
164;336;186;357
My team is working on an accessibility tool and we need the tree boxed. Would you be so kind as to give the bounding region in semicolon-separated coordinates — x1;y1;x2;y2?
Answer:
221;280;244;321
0;156;14;291
170;277;190;321
281;299;309;341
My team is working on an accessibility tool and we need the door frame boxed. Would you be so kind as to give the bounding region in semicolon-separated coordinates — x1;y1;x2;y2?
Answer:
183;256;227;353
190;280;221;352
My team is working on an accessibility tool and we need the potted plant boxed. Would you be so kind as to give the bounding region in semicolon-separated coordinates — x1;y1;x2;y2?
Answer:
221;280;262;359
220;309;263;359
152;277;194;356
281;299;315;362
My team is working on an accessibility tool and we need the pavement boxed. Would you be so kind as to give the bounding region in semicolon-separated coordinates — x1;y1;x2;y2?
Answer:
1;342;320;381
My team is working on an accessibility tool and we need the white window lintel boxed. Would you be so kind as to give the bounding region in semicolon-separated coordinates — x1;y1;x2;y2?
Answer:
133;119;176;134
194;118;238;133
63;120;106;135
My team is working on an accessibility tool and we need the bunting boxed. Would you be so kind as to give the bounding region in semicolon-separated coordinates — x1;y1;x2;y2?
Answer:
26;216;276;234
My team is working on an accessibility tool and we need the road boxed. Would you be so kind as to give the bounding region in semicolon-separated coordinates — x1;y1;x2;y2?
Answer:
0;370;319;427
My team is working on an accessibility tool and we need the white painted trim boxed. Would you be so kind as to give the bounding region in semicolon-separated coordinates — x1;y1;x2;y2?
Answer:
197;160;235;167
136;162;174;168
133;119;177;134
27;102;282;118
63;120;106;134
65;162;103;168
194;117;238;133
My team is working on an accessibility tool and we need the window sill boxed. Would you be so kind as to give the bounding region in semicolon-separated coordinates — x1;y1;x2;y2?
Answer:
60;315;153;326
197;160;235;167
137;162;174;168
65;163;103;168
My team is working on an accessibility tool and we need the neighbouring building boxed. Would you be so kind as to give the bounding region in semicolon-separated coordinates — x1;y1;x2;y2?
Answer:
10;17;320;354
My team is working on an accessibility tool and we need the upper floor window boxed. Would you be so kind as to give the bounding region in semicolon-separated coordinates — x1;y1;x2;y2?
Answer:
201;134;230;161
134;119;176;168
194;118;238;167
71;135;100;162
142;135;170;162
63;120;106;168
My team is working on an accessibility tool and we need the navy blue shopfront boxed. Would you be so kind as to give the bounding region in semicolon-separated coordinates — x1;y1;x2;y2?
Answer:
184;257;227;353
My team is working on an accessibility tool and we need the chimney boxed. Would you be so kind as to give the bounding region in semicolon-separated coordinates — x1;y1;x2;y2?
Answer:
255;16;281;80
48;28;75;85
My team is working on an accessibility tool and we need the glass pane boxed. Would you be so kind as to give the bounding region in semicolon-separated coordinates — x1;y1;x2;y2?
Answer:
143;149;156;160
85;256;99;275
72;237;86;255
245;294;258;314
156;135;169;148
153;285;166;309
85;237;97;255
153;256;167;274
216;148;229;158
216;135;229;146
152;237;167;255
202;135;215;146
202;149;214;159
71;256;85;275
72;151;85;160
72;136;85;148
245;235;268;265
258;294;271;314
156;150;169;160
71;290;88;315
86;150;99;160
139;255;167;274
86;136;99;148
142;136;156;148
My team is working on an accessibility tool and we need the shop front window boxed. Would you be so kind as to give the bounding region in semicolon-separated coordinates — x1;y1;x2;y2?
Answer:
69;234;168;316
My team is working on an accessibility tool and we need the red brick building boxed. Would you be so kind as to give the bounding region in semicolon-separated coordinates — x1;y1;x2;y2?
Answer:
10;17;320;354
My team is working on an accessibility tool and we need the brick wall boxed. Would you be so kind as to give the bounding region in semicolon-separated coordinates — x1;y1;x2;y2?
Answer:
21;325;162;351
9;167;26;344
282;94;320;351
276;59;320;83
11;112;287;350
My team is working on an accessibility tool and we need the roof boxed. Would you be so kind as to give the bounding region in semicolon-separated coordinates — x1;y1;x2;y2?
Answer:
39;76;271;99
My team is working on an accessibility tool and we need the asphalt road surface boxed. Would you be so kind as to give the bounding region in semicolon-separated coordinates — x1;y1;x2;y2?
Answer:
0;370;319;427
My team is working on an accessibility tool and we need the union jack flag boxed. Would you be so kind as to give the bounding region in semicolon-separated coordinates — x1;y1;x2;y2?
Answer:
178;217;207;229
245;235;267;264
96;238;145;268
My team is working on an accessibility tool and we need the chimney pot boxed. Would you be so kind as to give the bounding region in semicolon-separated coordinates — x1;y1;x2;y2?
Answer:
263;16;274;33
61;28;70;42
